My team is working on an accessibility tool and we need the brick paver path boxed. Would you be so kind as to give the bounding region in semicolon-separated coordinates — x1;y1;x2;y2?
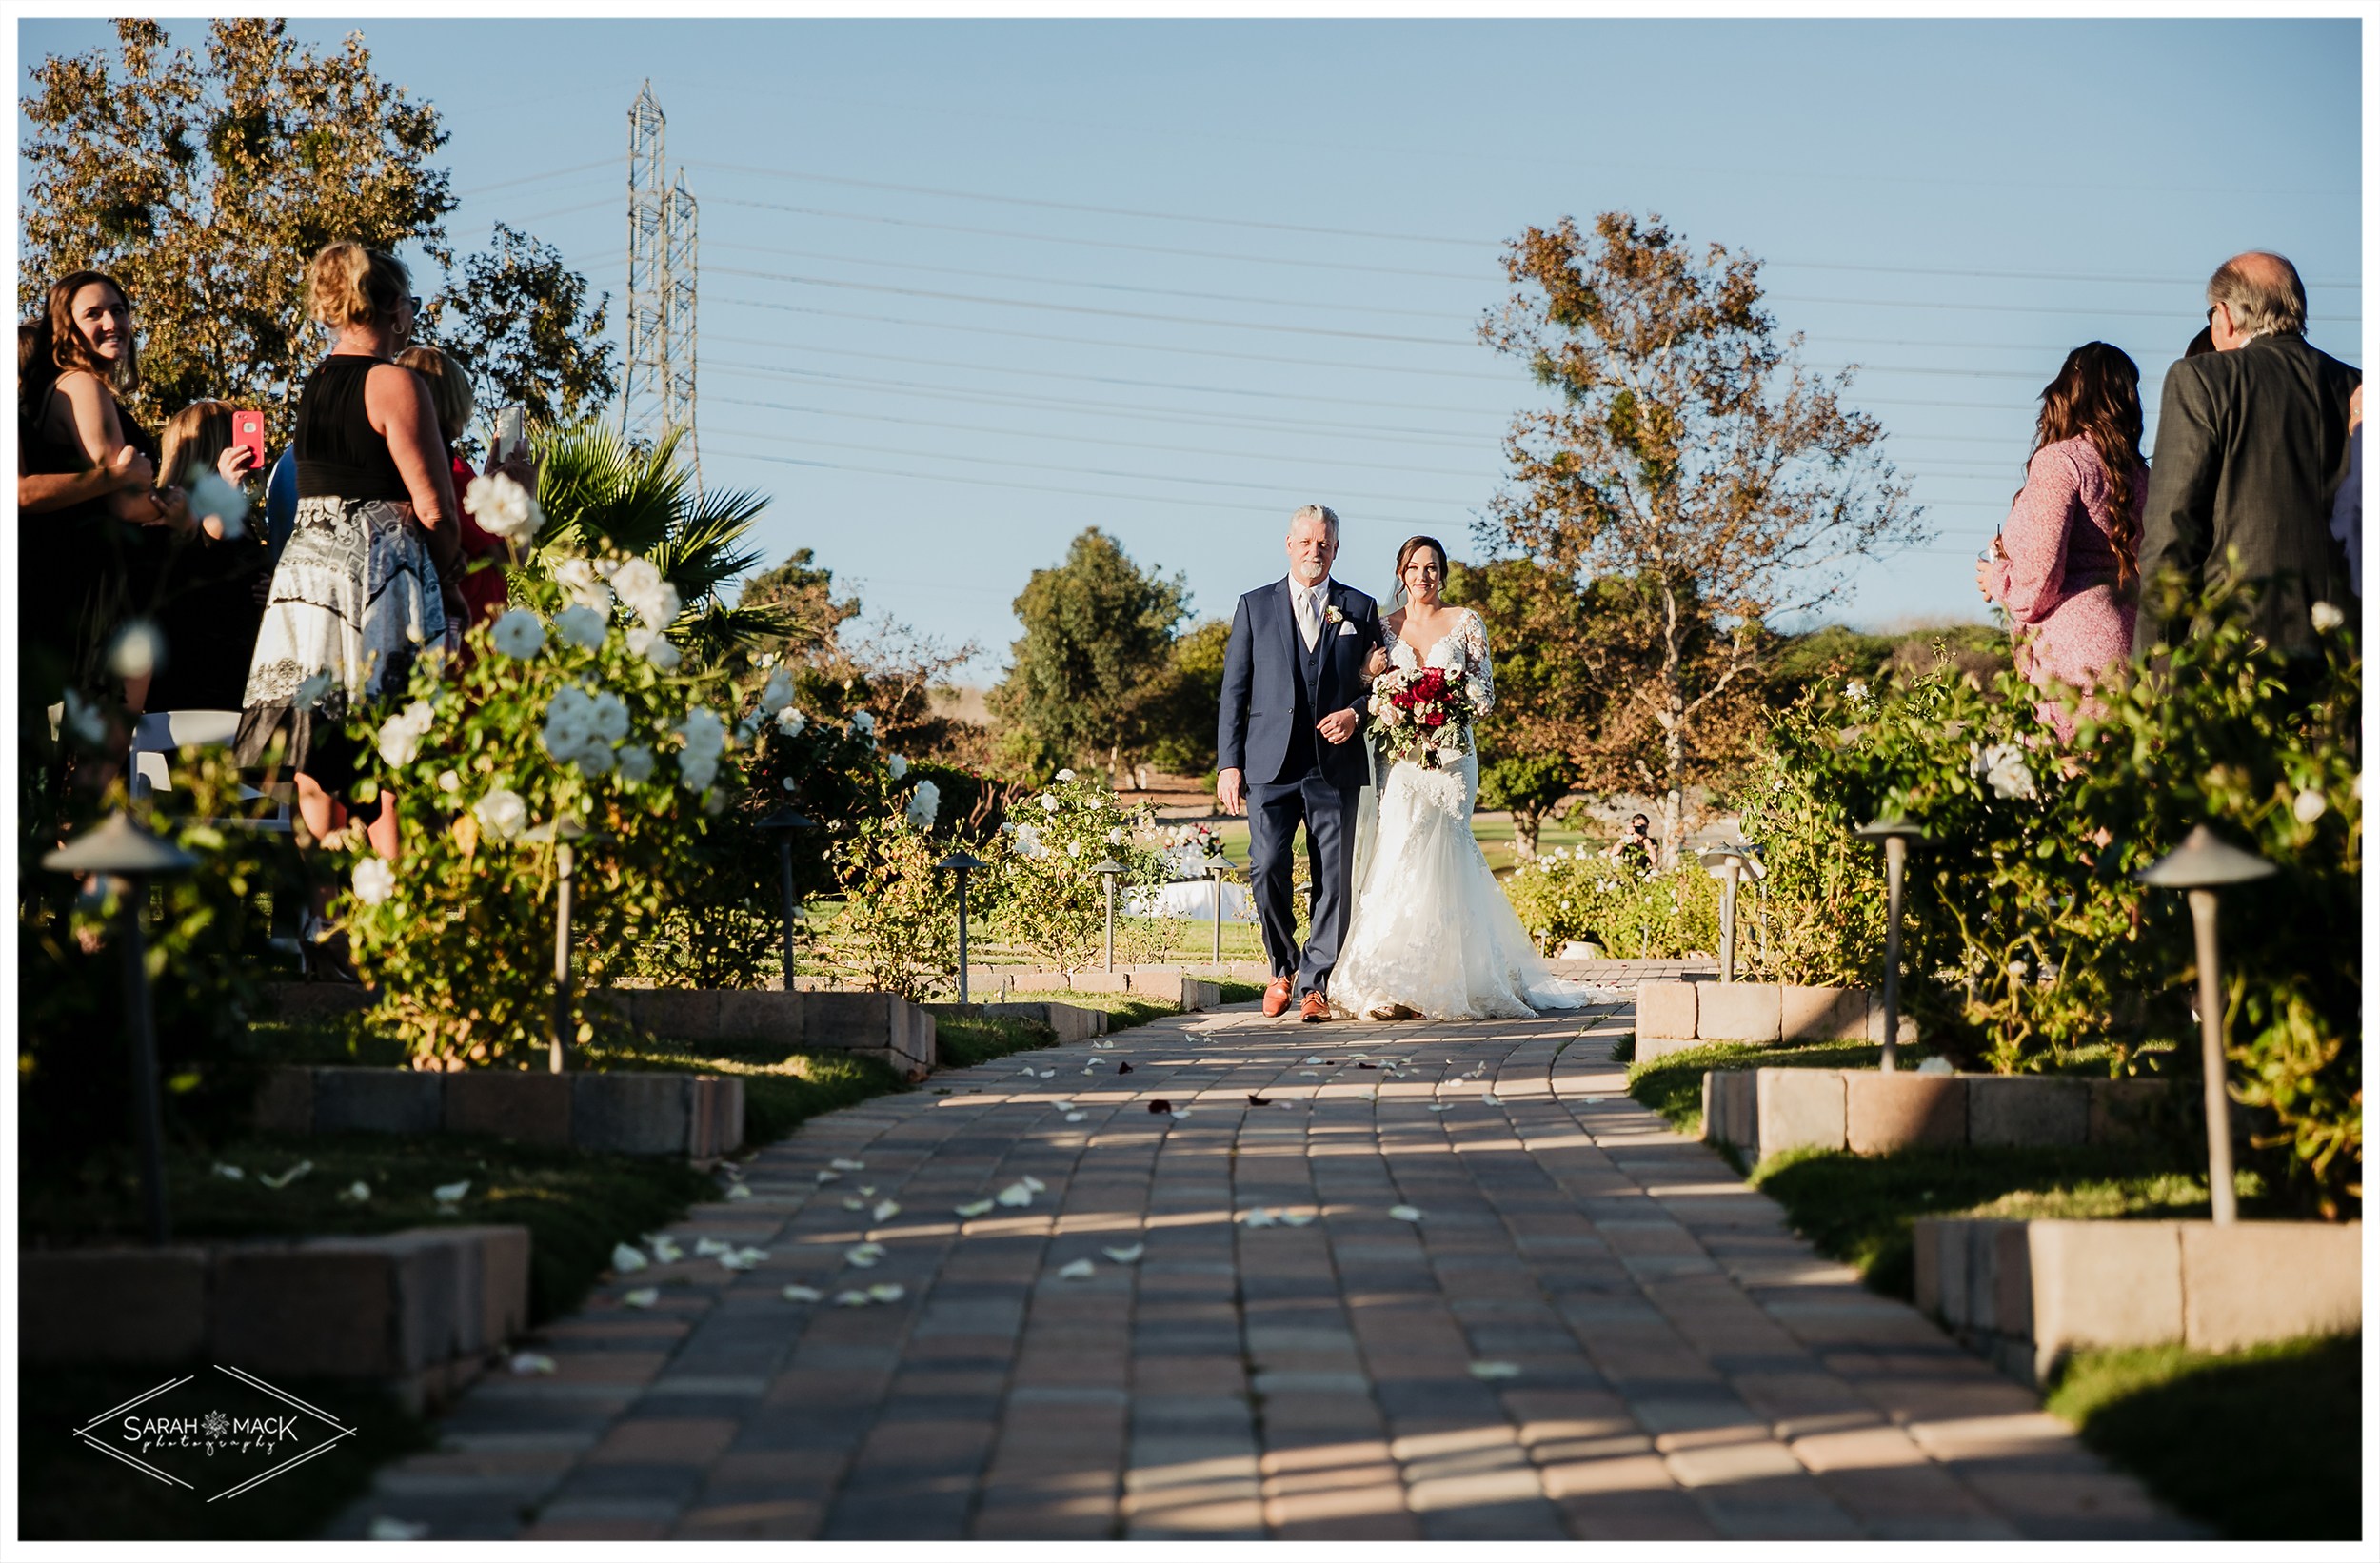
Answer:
335;993;2195;1541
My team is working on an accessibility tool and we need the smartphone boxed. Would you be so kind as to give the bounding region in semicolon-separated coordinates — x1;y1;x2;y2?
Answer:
231;409;267;469
495;406;526;460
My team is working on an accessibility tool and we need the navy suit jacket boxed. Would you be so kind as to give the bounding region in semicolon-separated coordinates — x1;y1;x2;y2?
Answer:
1217;576;1382;791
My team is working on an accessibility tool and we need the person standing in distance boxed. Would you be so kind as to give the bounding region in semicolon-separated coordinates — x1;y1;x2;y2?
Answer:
1216;505;1384;1022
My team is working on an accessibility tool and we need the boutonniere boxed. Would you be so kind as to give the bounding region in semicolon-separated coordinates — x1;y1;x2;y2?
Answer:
1323;605;1346;626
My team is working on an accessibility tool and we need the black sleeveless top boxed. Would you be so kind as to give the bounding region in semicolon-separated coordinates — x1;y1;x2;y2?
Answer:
294;354;410;502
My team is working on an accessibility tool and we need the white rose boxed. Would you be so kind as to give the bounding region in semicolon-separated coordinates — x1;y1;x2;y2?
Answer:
887;754;909;780
464;471;544;547
682;753;718;793
108;619;166;682
575;743;615;778
759;667;795;715
489;609;545;660
555;604;609;650
1056;768;1075;782
777;706;807;738
376;700;435;766
625;625;681;670
1067;841;1081;858
1107;826;1124;844
618;744;656;785
437;770;462;795
2294;787;2328;823
587;690;629;744
678;706;727;758
2311;601;2347;633
850;711;875;735
905;779;942;830
553;555;610;613
474;788;528;841
188;469;249;539
351;857;396;906
1845;679;1870;701
1041;793;1059;812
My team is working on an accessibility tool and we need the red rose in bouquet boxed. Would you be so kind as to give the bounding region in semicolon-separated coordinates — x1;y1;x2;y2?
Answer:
1368;665;1476;771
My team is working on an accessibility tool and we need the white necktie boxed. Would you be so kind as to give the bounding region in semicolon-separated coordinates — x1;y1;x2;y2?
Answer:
1297;584;1322;651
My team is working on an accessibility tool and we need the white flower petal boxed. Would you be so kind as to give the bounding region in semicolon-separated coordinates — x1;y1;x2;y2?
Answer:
1057;1258;1096;1279
1468;1361;1522;1380
1101;1244;1145;1264
611;1242;650;1273
1389;1205;1423;1222
622;1287;660;1309
781;1284;823;1303
955;1199;995;1217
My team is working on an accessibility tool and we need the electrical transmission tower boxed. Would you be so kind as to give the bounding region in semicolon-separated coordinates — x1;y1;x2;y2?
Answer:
623;82;699;484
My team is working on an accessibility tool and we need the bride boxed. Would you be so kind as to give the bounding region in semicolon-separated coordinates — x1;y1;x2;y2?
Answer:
1330;536;1623;1020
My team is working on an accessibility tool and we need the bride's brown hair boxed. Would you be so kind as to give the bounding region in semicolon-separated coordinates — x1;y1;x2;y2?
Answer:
1392;535;1447;606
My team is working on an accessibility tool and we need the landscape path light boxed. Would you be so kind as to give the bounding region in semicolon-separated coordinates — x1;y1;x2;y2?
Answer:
523;815;590;1074
1854;813;1928;1073
1697;844;1761;983
45;811;198;1245
2137;824;2276;1226
1092;858;1129;973
1204;852;1235;969
937;851;989;1002
756;808;818;992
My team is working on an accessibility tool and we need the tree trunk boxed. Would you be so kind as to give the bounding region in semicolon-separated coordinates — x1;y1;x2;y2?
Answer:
1657;582;1689;867
1513;805;1541;861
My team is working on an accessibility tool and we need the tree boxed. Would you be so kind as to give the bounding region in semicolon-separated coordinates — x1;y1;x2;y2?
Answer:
993;528;1188;783
1479;212;1925;860
428;222;618;436
1443;559;1587;859
20;19;455;439
739;547;863;664
1144;617;1231;778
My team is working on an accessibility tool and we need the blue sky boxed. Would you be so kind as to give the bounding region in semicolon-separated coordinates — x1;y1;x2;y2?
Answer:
20;17;2363;677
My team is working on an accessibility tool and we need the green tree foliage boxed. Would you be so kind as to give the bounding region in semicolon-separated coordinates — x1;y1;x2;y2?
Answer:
1480;212;1925;859
993;528;1188;782
20;19;455;438
427;222;618;435
1144;617;1231;777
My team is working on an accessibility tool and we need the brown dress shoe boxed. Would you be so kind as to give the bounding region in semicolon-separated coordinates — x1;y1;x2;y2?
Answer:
1300;991;1329;1023
1261;976;1293;1018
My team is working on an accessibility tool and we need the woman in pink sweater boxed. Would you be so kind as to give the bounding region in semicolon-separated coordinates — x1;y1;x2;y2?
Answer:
1976;342;2148;739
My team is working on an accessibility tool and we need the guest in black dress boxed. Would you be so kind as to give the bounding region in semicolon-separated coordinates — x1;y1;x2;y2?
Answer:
148;400;272;711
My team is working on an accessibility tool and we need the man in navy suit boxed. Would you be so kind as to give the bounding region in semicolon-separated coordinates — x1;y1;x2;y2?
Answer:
1216;505;1385;1022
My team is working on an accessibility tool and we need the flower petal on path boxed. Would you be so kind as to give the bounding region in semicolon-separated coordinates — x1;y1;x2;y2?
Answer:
782;1284;823;1302
955;1199;995;1217
1469;1361;1522;1379
611;1242;649;1274
872;1200;901;1221
1389;1205;1423;1222
622;1287;660;1309
1102;1244;1145;1264
1058;1258;1096;1279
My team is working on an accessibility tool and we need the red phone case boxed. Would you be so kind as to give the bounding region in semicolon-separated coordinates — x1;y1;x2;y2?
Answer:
232;410;266;465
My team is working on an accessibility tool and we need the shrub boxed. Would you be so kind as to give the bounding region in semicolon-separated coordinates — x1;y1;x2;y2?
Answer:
984;769;1174;976
1502;846;1722;960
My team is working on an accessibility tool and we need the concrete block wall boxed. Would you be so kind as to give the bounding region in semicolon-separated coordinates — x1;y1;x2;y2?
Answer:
960;966;1252;1009
590;987;937;1077
23;1224;531;1414
255;1067;743;1159
1914;1217;2363;1385
1636;979;1910;1062
1701;1069;2175;1163
925;1000;1111;1045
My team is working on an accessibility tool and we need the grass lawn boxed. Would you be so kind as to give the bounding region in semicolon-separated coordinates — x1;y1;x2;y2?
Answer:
2046;1334;2362;1540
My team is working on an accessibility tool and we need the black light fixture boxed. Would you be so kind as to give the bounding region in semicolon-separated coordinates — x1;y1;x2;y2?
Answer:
45;812;198;1245
936;851;990;1002
1854;813;1928;1073
756;807;818;992
1696;844;1760;983
522;815;588;1073
1092;858;1129;973
2137;824;2276;1226
1204;851;1235;970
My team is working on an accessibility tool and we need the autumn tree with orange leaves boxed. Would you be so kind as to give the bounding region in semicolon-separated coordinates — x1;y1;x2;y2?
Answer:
1478;212;1927;860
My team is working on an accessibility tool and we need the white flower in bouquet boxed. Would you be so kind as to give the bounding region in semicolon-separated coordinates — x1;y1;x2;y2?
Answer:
1040;793;1059;812
489;608;545;660
376;700;436;766
351;857;396;906
626;625;682;670
850;710;876;735
2294;787;2328;823
1973;742;2038;801
887;754;909;780
2311;601;2347;633
188;469;249;539
1056;768;1075;782
759;666;795;715
776;706;807;737
464;471;544;546
618;744;656;785
475;788;528;841
555;604;609;650
905;779;942;830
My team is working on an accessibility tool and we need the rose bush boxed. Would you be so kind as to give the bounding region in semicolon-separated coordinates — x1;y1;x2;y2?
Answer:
984;769;1174;975
1503;845;1724;961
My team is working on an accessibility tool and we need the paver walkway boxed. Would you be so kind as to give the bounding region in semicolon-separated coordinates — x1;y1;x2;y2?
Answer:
334;992;2195;1541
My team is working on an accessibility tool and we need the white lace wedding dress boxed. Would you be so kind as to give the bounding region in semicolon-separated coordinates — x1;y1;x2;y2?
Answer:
1331;608;1626;1020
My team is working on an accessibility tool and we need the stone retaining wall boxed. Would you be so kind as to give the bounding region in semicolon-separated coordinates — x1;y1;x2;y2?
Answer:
962;967;1238;1011
22;1224;530;1414
1634;979;1914;1063
1700;1068;2175;1161
1914;1217;2363;1386
924;1000;1111;1045
589;988;936;1077
255;1068;743;1159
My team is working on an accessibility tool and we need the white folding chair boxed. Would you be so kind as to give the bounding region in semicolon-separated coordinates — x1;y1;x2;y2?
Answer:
129;709;293;833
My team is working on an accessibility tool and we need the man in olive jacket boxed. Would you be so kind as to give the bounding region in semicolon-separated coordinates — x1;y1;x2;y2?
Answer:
2133;251;2360;659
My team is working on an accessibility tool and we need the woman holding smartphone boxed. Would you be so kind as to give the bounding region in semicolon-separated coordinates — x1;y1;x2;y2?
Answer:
1976;342;2148;740
147;400;273;709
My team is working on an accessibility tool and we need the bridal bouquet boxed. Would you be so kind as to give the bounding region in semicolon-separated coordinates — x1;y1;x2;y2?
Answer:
1369;665;1476;771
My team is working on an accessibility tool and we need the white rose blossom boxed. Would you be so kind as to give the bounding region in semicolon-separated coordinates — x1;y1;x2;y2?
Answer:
188;470;249;539
1040;793;1059;813
2311;601;2347;633
887;754;909;780
375;700;436;767
618;744;656;785
1107;826;1125;844
463;471;544;547
489;609;545;660
610;557;682;630
552;556;611;612
905;779;942;830
1973;742;2038;801
759;666;795;715
437;769;462;795
850;711;875;735
625;625;682;671
776;706;807;737
2294;787;2328;823
1056;768;1075;782
555;604;609;650
351;857;396;906
474;788;528;841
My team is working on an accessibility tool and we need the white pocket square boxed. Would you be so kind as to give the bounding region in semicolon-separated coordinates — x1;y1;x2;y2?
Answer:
1336;621;1358;636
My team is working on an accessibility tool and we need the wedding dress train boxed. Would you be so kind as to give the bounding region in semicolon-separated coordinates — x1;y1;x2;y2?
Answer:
1330;609;1625;1020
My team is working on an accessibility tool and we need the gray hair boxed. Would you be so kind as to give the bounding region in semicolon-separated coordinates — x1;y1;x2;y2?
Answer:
2207;252;2307;340
1290;503;1340;538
